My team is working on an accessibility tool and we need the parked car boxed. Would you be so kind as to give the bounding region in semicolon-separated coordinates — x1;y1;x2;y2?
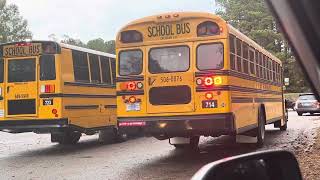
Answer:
295;94;320;116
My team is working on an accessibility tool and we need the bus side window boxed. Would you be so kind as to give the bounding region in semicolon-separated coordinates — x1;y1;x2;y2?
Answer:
255;50;260;78
111;58;116;85
236;39;242;72
40;55;56;81
0;59;3;83
242;43;249;74
89;54;101;83
249;48;255;76
72;50;90;82
100;56;112;85
229;35;236;70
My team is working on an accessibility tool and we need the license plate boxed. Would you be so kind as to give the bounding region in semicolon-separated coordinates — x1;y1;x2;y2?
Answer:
43;99;53;106
126;103;141;111
302;103;311;106
202;100;217;108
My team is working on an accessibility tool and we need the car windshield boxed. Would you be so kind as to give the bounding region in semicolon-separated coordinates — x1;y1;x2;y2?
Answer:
299;95;316;101
0;1;318;180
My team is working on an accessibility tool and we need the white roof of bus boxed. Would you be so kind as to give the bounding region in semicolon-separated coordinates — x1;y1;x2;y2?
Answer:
59;42;116;58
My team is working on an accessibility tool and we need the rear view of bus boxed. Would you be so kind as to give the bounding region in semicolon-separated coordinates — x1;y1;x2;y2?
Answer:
0;41;60;129
116;12;286;149
116;12;233;148
0;41;118;145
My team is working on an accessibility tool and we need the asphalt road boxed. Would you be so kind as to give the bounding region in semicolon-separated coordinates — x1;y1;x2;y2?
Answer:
0;111;319;180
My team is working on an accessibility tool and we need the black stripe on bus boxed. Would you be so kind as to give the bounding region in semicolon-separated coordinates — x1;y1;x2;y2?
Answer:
104;105;117;108
196;85;282;95
195;70;282;87
232;97;253;103
116;90;145;96
255;98;283;103
64;82;115;88
40;93;116;98
65;105;99;110
116;76;144;82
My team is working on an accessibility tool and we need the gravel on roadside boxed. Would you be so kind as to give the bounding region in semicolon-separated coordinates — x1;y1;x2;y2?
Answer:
296;129;320;180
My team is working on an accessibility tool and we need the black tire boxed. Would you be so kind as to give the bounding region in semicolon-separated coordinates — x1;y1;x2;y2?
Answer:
280;123;287;131
297;112;303;116
173;136;200;149
310;112;314;115
255;107;265;147
52;131;81;145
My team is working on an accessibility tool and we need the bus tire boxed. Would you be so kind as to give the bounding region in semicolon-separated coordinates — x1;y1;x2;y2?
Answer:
98;128;116;144
52;131;81;145
255;107;265;147
280;123;287;131
297;112;303;116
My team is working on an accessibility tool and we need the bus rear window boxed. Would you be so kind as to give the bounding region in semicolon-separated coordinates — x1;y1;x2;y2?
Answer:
149;46;189;74
119;50;143;76
8;59;35;82
197;43;224;70
40;55;56;81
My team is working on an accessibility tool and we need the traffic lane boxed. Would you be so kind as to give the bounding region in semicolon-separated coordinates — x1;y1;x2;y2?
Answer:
0;111;319;180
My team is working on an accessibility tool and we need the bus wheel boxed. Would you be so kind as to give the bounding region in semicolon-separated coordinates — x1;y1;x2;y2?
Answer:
52;131;81;145
98;128;116;144
280;123;287;131
255;107;265;147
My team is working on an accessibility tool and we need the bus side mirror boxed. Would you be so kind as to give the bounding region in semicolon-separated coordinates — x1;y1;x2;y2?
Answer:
192;150;302;180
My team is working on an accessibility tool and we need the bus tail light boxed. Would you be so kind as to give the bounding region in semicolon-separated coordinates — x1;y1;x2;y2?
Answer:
137;82;144;89
205;92;213;99
128;96;136;103
196;78;203;86
204;77;214;86
41;85;55;93
127;82;136;90
214;76;222;85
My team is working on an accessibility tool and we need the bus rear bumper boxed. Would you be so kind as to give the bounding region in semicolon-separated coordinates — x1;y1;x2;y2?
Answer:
0;119;68;133
118;113;235;138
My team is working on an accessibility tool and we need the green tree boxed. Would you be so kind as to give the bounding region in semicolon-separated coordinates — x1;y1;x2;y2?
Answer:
216;0;309;93
105;40;115;54
61;35;87;48
0;0;32;43
87;38;107;52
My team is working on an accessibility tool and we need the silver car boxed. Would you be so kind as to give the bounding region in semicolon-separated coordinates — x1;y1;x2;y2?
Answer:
295;94;320;116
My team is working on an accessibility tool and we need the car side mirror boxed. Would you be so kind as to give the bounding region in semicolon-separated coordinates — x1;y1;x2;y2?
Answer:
192;150;302;180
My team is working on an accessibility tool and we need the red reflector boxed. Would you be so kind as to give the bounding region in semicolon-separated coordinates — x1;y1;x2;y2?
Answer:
129;96;136;103
52;109;58;114
119;122;146;127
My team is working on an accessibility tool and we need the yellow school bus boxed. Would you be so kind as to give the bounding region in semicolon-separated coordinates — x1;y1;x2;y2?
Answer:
116;12;287;148
0;41;118;144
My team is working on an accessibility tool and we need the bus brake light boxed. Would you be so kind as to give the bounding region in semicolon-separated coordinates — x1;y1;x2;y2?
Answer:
127;82;136;90
41;85;55;93
204;77;214;86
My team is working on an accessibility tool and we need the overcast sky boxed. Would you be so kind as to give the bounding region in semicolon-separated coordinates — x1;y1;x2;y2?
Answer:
7;0;217;43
